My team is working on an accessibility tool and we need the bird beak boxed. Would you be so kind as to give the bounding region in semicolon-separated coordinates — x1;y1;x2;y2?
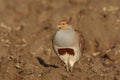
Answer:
57;25;61;29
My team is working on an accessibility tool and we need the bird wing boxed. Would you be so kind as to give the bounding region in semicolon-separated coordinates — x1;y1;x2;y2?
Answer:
75;30;85;53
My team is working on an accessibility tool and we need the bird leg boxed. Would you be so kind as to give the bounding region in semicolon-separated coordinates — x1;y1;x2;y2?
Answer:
69;61;75;72
65;65;74;72
70;66;73;72
65;64;69;72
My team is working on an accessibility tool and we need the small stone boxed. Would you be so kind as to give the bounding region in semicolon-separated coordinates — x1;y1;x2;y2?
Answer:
92;52;100;56
116;19;120;22
15;63;21;69
104;59;112;67
106;49;112;53
103;7;107;11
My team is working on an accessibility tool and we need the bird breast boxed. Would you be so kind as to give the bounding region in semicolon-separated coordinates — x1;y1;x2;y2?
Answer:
54;30;77;47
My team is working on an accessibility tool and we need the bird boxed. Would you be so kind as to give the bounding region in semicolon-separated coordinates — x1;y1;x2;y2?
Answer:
52;20;84;72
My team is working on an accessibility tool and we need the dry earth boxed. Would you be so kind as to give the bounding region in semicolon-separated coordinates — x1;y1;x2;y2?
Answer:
0;0;120;80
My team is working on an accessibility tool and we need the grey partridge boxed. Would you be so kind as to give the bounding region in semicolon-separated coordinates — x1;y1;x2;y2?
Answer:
52;20;84;72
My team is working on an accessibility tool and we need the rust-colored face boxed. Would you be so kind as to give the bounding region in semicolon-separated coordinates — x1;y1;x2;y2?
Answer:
58;48;75;56
58;20;69;30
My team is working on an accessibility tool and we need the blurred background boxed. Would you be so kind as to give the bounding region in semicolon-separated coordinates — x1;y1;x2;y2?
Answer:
0;0;120;80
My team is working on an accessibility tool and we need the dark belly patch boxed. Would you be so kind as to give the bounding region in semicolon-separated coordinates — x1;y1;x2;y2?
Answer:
58;48;75;56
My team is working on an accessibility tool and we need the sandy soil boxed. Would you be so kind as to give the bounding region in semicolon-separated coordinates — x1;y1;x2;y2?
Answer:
0;0;120;80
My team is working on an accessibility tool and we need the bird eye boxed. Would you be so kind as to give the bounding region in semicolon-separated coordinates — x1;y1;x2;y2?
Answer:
60;20;67;26
62;23;65;25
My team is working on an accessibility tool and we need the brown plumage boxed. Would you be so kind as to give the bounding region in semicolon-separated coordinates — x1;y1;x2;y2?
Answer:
75;30;85;53
58;48;75;56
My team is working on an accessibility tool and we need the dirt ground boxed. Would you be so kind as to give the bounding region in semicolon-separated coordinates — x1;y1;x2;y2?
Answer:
0;0;120;80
